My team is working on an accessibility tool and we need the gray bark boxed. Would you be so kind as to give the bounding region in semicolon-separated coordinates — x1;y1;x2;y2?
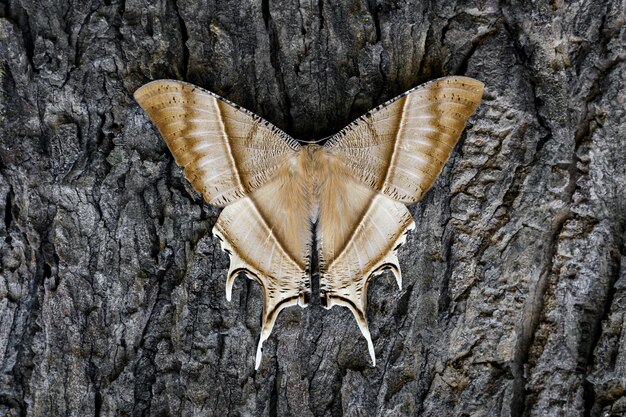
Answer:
0;0;624;416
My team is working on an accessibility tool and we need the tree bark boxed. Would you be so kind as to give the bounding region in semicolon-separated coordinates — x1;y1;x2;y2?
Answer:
0;0;624;416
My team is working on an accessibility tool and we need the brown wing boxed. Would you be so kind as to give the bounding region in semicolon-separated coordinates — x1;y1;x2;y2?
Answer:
325;76;484;203
315;150;414;366
135;80;309;369
134;80;299;206
213;157;313;369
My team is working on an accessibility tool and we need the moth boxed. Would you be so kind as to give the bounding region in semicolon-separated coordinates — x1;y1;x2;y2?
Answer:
134;76;484;369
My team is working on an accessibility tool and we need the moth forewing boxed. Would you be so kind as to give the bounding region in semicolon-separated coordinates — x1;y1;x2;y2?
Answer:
325;76;485;203
134;80;300;206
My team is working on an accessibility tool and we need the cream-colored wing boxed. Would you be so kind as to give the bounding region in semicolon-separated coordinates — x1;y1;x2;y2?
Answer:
134;80;299;206
213;158;313;369
325;76;483;203
315;151;414;366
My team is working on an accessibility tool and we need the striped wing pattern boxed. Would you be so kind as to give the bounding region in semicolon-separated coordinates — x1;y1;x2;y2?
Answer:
325;77;484;203
134;80;299;206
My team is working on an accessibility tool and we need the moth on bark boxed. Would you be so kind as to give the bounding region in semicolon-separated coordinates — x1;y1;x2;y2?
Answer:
134;77;484;369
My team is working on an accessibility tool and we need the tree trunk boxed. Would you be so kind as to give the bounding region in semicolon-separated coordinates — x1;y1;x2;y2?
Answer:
0;0;624;416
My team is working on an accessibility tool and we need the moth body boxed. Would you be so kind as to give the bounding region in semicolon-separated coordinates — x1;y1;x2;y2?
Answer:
134;76;484;369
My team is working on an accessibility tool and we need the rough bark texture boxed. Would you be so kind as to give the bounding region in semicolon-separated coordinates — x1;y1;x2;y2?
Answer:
0;0;624;416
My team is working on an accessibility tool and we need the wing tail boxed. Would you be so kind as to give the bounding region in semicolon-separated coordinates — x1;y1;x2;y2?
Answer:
318;172;415;365
321;292;376;366
213;186;311;369
320;220;412;366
